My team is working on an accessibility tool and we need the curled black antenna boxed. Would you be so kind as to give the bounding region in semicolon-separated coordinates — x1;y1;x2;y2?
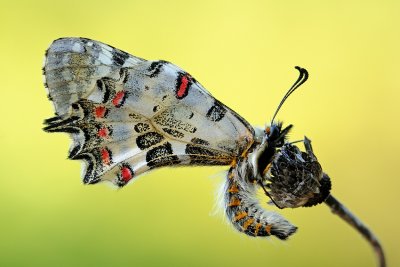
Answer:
271;66;309;124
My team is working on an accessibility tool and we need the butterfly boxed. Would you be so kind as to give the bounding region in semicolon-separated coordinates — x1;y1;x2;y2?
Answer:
43;38;385;266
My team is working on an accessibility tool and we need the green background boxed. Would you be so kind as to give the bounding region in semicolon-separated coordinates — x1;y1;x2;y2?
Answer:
1;1;399;266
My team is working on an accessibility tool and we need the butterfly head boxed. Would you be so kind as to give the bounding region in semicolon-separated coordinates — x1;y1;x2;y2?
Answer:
254;66;308;172
265;122;293;148
253;66;331;208
253;122;292;172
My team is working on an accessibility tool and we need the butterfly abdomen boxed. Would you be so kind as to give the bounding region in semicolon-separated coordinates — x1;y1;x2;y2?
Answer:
224;162;297;240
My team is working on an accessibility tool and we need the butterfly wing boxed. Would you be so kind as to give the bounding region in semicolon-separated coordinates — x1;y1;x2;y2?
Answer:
44;37;144;116
44;38;254;187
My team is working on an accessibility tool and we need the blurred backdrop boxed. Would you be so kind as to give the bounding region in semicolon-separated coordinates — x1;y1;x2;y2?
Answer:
0;1;399;266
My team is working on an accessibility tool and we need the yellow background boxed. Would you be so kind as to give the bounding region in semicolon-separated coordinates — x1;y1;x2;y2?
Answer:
1;1;399;266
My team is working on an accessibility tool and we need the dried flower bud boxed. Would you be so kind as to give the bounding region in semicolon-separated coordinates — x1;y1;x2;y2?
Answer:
264;140;331;208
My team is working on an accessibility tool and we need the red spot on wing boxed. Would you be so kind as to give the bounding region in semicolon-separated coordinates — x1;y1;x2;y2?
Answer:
98;127;109;138
94;106;107;118
177;75;190;98
101;148;111;165
120;166;133;183
112;91;126;107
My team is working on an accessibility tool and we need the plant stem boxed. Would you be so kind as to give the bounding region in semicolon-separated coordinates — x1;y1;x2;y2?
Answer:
324;194;386;267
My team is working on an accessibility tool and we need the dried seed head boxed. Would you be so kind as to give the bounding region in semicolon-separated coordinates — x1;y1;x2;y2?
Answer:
264;141;331;208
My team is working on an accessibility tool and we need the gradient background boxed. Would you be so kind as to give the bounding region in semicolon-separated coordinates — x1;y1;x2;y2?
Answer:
1;1;399;267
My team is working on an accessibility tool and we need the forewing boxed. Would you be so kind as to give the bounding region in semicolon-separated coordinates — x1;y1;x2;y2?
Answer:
44;38;254;187
44;37;144;116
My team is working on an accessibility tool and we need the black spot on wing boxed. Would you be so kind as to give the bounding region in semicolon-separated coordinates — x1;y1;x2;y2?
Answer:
96;79;114;103
111;49;130;66
186;144;215;156
153;105;161;112
134;123;150;133
44;116;62;125
69;145;82;159
162;128;184;139
79;37;91;44
153;111;197;133
136;132;165;150
117;68;130;84
147;60;167;78
73;153;100;185
129;113;142;120
206;100;226;122
191;138;210;146
43;116;81;133
146;142;180;168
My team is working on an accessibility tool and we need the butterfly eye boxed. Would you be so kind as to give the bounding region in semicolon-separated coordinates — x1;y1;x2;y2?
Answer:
267;125;280;140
